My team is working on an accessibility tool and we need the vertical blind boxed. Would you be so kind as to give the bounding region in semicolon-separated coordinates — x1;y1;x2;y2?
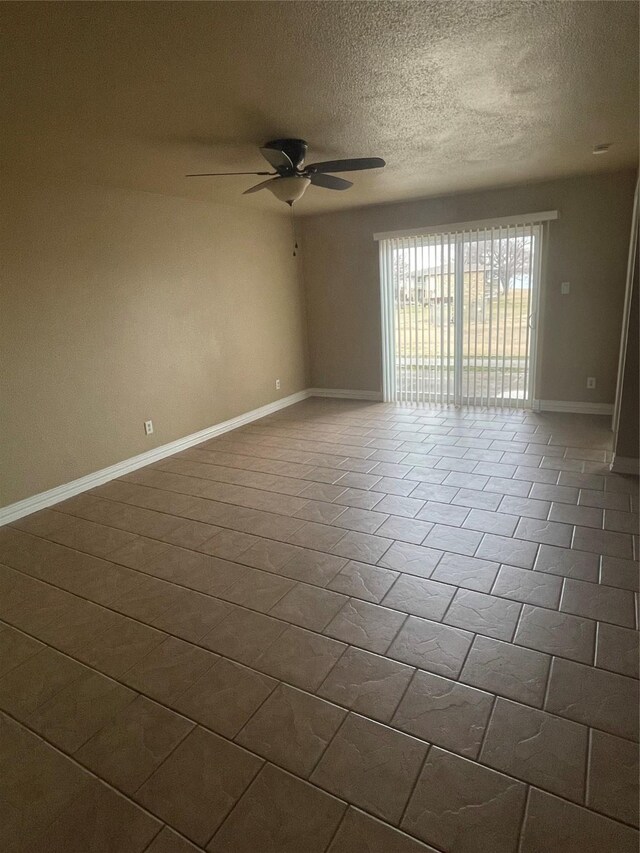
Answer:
376;212;556;408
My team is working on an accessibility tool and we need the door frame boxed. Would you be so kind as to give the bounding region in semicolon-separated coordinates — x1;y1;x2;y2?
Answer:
378;216;549;407
612;179;639;436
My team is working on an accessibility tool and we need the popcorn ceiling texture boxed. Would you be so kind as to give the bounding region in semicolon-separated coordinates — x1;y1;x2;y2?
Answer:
1;1;637;214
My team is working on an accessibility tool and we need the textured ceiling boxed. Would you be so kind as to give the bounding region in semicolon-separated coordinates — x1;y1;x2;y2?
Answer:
2;1;638;214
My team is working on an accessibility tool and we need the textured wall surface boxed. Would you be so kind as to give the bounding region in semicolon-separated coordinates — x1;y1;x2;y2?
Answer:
1;180;308;506
300;169;637;404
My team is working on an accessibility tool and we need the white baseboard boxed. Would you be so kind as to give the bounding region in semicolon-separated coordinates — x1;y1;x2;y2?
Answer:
0;390;310;526
308;388;383;401
610;455;640;475
537;400;614;416
7;387;621;526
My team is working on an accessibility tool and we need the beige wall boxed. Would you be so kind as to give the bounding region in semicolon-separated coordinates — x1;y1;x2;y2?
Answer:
1;180;308;506
300;170;636;403
3;168;636;507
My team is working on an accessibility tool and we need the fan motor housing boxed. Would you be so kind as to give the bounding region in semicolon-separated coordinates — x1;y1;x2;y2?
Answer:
265;138;308;172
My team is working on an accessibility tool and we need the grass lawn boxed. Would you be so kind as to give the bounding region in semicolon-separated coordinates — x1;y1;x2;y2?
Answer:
395;291;531;360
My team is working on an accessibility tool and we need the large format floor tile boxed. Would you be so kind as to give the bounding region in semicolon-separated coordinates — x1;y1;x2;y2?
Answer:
403;747;527;852
209;764;346;853
135;727;262;844
310;713;427;823
480;697;589;801
392;670;493;758
1;399;637;851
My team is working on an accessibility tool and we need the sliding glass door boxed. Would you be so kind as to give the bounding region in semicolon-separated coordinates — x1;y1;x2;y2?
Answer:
379;218;546;408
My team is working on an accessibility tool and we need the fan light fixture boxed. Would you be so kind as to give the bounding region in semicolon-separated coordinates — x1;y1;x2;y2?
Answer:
186;139;386;206
185;139;386;252
266;175;311;205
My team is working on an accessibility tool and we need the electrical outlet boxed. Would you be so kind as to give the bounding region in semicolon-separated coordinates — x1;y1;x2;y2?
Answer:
560;281;570;295
275;379;281;390
144;420;154;435
586;377;596;389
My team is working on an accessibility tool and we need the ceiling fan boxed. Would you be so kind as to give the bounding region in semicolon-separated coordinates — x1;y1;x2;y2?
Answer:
186;138;385;204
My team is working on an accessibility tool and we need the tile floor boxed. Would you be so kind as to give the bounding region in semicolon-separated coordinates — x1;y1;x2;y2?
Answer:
0;398;638;852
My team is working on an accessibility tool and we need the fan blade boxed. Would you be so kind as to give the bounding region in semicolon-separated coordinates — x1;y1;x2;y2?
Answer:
306;157;385;174
260;147;294;171
243;178;279;194
309;173;353;191
186;170;273;177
